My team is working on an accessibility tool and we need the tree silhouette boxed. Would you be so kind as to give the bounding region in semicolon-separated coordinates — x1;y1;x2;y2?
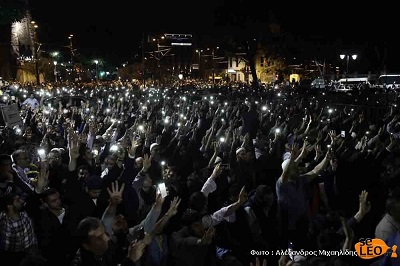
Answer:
0;0;28;80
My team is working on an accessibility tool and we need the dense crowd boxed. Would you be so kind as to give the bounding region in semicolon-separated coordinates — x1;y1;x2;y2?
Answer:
0;80;399;266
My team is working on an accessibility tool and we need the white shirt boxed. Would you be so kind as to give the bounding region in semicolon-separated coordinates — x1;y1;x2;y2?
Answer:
201;176;236;227
22;98;39;109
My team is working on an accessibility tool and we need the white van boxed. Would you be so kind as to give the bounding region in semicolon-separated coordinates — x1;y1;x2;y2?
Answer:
376;74;400;90
335;77;370;91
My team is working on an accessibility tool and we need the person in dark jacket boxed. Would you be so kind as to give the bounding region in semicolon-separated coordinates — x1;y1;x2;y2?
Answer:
71;217;145;266
169;209;217;266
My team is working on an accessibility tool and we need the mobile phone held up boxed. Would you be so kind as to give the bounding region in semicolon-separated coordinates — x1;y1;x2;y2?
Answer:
158;182;168;198
127;226;145;243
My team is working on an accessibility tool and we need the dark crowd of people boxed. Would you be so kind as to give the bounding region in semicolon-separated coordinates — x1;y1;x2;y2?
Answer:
0;80;400;266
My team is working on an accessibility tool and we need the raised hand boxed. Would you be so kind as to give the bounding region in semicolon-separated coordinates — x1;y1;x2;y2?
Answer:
142;154;152;172
359;190;371;215
166;196;181;216
250;257;267;266
68;131;80;160
35;161;49;192
107;181;125;206
238;186;248;205
328;130;338;145
78;132;88;144
201;227;215;245
128;139;141;157
211;163;222;179
290;143;301;160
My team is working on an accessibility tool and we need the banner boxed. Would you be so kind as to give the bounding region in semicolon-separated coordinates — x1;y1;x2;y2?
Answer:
1;104;22;128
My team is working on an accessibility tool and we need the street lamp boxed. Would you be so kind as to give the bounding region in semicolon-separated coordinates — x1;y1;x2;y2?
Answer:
94;60;99;81
53;61;57;82
196;49;203;79
68;34;75;80
340;53;358;76
31;21;40;85
206;47;219;84
68;34;74;61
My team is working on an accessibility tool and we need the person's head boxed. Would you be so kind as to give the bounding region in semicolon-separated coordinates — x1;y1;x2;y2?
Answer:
77;165;90;181
92;139;102;152
47;150;62;168
134;157;143;169
181;209;205;237
104;154;117;170
47;125;55;135
254;185;274;207
75;217;110;256
24;126;32;139
81;147;93;162
84;175;103;199
142;175;153;192
120;137;130;150
236;147;253;162
0;154;13;181
12;149;30;168
163;165;179;184
386;189;400;222
114;146;126;163
236;147;247;162
0;192;25;214
37;121;43;129
150;143;160;160
30;93;34;99
188;191;207;214
41;188;62;211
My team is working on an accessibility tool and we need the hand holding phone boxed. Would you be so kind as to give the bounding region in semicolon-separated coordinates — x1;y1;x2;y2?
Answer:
127;226;145;243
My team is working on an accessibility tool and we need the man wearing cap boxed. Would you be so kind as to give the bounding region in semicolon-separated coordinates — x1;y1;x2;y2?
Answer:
231;146;256;192
142;143;163;184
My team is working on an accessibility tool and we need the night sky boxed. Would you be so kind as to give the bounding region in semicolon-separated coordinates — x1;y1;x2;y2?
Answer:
28;0;399;71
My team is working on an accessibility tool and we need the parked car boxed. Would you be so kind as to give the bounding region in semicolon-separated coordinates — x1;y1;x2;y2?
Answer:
311;78;326;89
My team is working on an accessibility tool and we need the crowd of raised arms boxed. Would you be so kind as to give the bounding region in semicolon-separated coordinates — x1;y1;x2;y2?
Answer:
0;79;399;266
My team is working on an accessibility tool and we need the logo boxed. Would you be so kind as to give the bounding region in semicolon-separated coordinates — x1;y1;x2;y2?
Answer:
355;238;398;259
